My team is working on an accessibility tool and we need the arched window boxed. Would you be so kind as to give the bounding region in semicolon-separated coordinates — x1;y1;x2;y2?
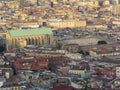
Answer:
48;36;50;45
35;38;38;45
28;38;31;45
38;37;41;45
32;38;34;45
25;38;28;45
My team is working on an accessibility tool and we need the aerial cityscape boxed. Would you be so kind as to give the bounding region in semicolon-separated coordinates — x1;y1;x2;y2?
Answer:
0;0;120;90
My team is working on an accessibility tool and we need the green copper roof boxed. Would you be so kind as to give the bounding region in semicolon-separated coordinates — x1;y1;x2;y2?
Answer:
9;27;53;37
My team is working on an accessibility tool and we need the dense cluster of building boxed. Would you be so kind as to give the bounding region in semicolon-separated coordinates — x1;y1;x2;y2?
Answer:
0;0;120;30
0;0;120;90
1;43;120;89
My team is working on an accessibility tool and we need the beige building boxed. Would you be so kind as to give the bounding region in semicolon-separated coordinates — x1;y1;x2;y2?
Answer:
89;47;120;57
61;38;99;46
17;39;27;48
86;24;108;30
63;44;79;53
112;5;120;15
48;20;86;28
6;27;56;50
76;0;99;7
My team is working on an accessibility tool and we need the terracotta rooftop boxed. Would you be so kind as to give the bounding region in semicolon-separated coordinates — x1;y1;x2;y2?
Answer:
14;58;49;70
52;85;74;90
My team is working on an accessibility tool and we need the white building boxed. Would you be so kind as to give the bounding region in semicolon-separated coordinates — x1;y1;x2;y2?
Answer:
69;70;85;75
0;77;6;87
4;50;16;57
65;53;82;60
116;67;120;77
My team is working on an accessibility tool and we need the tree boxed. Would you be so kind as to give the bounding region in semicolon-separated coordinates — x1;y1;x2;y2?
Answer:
0;46;5;52
78;50;85;55
85;51;89;55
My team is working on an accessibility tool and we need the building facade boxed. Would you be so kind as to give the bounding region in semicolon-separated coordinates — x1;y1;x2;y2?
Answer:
48;20;86;28
6;27;56;50
116;67;120;77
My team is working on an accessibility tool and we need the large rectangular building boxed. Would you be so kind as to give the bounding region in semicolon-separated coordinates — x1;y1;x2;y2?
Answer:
48;20;86;28
6;27;56;50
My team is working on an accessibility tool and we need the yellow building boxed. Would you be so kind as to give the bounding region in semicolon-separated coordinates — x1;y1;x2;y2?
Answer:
25;53;60;57
75;21;86;27
112;5;120;15
48;20;86;28
87;0;99;7
6;27;56;50
17;39;27;48
76;0;99;7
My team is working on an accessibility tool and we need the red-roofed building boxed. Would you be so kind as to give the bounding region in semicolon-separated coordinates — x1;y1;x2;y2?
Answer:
4;50;16;57
112;20;120;25
95;68;116;77
5;55;16;63
90;47;120;57
14;58;49;71
49;56;69;66
52;85;74;90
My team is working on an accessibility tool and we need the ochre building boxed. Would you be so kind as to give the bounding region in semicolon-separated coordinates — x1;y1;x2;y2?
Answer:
6;27;56;50
48;20;86;28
